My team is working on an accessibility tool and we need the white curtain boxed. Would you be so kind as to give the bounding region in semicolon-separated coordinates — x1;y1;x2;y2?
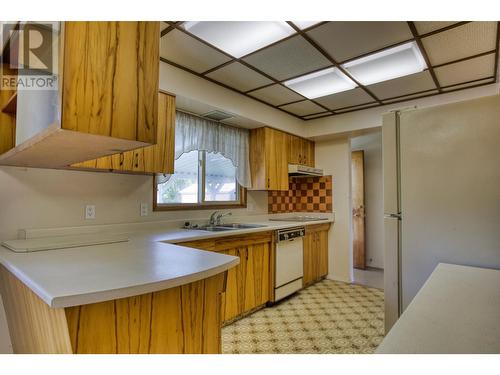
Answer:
157;111;251;188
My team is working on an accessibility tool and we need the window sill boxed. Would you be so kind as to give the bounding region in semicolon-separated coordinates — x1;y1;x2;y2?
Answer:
153;202;247;212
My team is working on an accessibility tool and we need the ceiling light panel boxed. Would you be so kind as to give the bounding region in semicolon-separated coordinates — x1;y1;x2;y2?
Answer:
182;21;296;58
284;67;357;99
342;42;427;86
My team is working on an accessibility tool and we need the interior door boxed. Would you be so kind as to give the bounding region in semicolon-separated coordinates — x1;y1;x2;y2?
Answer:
351;150;366;269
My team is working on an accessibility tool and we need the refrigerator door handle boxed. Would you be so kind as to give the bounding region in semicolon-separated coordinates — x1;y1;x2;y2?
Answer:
384;213;402;219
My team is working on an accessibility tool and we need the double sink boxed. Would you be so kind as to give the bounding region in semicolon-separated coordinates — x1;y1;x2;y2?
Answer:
196;223;267;232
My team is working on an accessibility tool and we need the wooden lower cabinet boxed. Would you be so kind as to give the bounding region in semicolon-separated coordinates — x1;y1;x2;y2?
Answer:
177;231;272;323
303;223;330;286
0;265;225;354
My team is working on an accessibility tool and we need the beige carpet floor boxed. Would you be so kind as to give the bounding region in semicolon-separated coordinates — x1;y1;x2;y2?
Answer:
222;279;384;354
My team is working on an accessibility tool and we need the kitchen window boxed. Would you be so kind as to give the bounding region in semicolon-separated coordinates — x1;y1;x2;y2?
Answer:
154;150;246;210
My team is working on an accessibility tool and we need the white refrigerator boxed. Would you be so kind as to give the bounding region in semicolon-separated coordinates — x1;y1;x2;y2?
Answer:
382;94;500;332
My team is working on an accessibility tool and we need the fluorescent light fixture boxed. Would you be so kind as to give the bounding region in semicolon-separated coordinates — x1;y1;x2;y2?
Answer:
292;21;321;30
342;41;427;86
284;67;357;99
182;21;296;58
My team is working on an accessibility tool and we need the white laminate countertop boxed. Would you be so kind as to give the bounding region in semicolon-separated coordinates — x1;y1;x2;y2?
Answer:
0;215;334;309
376;263;500;354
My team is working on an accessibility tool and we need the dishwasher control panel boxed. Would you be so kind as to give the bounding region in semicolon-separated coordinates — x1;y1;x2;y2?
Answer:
276;227;305;242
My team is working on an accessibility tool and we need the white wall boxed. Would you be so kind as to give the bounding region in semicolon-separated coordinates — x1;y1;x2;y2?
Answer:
0;167;268;241
351;131;384;269
315;138;352;283
160;63;306;137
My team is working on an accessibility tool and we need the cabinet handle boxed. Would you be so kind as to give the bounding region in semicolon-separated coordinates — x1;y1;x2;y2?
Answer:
267;178;270;189
119;153;124;166
134;153;139;168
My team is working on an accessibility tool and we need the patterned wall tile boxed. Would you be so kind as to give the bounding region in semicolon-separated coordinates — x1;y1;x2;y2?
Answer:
268;176;333;213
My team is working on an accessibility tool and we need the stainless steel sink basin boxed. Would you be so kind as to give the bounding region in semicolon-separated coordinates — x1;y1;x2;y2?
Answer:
195;223;267;232
218;223;267;229
196;225;238;232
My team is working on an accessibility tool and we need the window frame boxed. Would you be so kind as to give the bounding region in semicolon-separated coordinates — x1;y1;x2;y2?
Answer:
153;150;247;211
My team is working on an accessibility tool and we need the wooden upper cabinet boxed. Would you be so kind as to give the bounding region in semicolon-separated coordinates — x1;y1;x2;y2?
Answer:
70;92;175;175
249;127;289;191
0;21;160;169
62;22;158;143
287;134;315;167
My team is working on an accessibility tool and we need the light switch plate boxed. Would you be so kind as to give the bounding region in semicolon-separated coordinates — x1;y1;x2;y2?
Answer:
140;203;148;217
85;205;96;220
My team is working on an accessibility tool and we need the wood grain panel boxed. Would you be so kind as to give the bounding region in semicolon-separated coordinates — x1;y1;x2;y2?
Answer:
0;266;73;354
244;242;270;311
214;231;273;251
115;294;152;353
352;150;366;269
0;64;16;154
69;92;175;174
62;22;159;143
265;127;289;190
303;224;331;286
64;273;225;354
249;127;267;190
149;286;184;353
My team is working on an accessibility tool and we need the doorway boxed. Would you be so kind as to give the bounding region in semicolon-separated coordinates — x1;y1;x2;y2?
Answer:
350;131;384;290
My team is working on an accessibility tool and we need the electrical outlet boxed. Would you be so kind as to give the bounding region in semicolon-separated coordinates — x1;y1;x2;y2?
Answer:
85;205;96;220
140;203;148;217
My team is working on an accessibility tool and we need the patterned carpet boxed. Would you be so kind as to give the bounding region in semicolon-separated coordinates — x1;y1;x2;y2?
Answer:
222;279;384;354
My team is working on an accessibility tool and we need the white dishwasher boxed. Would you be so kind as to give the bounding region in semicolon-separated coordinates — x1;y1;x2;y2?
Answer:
274;227;305;302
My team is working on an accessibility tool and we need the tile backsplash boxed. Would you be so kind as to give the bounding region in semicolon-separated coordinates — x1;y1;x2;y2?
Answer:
268;176;333;213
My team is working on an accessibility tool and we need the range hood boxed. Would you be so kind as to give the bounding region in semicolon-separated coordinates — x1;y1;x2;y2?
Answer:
288;164;324;177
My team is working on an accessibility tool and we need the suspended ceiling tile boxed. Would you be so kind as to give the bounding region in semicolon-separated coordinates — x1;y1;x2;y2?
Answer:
304;112;331;120
414;21;459;35
160;22;170;32
442;77;496;92
435;53;495;87
280;100;326;116
160;29;231;73
314;87;374;110
382;90;439;104
242;35;331;81
422;22;498;66
248;84;304;106
206;62;273;92
366;71;436;100
307;22;413;62
335;102;379;113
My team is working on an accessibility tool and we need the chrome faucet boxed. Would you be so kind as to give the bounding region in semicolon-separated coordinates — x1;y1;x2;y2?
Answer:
209;211;232;226
209;211;220;226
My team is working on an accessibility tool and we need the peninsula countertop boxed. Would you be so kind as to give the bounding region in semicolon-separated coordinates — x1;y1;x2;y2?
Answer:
0;215;334;309
376;263;500;354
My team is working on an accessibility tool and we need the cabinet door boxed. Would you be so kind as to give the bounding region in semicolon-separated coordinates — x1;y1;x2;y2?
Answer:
265;128;289;191
70;93;175;174
62;22;159;144
287;134;302;165
221;248;246;322
303;232;316;286
244;242;271;312
143;93;175;174
303;140;315;167
317;230;329;278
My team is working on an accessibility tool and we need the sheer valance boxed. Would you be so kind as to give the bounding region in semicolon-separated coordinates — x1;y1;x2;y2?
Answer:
157;111;251;188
